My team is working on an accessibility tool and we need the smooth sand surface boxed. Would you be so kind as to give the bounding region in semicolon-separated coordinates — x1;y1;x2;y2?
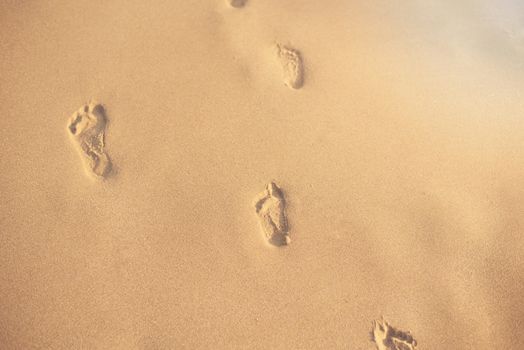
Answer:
1;1;524;349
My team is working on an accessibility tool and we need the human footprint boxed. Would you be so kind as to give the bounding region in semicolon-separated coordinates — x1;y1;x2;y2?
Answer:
67;102;112;178
276;44;304;89
371;318;418;350
227;0;247;8
254;182;289;246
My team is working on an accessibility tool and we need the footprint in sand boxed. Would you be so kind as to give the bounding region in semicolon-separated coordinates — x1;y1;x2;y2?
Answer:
227;0;246;8
67;102;112;178
276;44;304;89
370;318;418;350
254;182;289;246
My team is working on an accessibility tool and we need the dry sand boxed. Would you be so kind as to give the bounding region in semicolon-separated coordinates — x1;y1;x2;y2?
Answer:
1;0;524;349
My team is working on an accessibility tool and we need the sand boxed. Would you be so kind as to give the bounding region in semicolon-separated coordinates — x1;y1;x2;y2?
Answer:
1;0;524;349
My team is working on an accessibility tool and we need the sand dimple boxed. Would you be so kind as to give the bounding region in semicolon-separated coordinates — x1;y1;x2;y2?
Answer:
254;182;289;246
227;0;246;8
276;44;304;89
371;319;418;350
67;102;112;178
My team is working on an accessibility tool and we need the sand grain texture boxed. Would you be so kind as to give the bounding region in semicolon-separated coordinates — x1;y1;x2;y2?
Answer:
1;0;524;349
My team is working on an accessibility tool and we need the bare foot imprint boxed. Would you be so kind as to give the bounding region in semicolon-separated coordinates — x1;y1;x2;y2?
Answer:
227;0;246;8
276;44;304;89
254;182;289;246
371;318;418;350
67;102;112;178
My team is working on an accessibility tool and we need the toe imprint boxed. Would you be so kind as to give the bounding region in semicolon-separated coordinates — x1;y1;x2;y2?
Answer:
254;182;289;246
67;102;112;178
276;44;304;89
370;318;418;350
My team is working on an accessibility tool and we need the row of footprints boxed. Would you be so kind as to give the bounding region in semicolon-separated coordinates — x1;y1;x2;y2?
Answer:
66;3;415;348
66;2;305;178
66;109;286;249
227;0;305;89
67;104;419;349
67;103;288;245
67;103;289;246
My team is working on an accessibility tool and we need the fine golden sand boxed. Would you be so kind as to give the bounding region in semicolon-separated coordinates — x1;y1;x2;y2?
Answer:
1;1;524;349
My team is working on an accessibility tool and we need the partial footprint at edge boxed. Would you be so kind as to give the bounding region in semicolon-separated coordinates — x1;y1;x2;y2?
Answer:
67;102;112;178
370;318;418;350
227;0;247;8
254;182;290;246
276;43;304;89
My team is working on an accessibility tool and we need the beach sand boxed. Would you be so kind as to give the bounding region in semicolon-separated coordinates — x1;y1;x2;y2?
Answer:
1;0;524;348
